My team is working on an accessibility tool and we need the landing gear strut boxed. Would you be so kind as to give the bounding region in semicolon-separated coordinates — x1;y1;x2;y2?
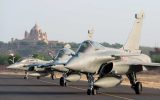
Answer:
126;72;142;94
59;73;67;86
51;72;56;80
87;73;97;95
24;71;28;79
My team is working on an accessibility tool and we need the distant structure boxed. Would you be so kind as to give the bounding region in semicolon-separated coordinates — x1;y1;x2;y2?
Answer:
24;24;48;43
150;47;160;56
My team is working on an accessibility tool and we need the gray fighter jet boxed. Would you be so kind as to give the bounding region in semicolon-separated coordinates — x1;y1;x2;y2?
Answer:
65;11;160;95
51;44;79;86
7;57;54;79
7;44;75;80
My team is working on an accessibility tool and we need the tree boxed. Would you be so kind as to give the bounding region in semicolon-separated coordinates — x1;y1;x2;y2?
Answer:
8;54;21;64
151;55;160;63
0;55;8;65
32;53;45;60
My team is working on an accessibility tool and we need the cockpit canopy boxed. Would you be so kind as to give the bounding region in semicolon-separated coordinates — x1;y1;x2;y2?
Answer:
54;48;75;61
55;49;64;59
76;40;105;54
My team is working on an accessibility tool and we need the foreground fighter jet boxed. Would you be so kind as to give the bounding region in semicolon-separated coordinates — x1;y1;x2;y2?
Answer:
7;57;54;79
65;11;160;95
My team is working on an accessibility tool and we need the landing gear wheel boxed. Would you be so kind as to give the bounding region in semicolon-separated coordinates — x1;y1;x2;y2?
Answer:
37;76;40;79
126;72;142;95
87;89;91;95
60;77;67;86
87;88;96;95
24;76;28;79
134;82;142;94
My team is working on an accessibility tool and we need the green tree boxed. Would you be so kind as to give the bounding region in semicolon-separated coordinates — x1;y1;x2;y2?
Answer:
151;55;160;63
0;55;8;65
8;54;21;64
32;53;45;60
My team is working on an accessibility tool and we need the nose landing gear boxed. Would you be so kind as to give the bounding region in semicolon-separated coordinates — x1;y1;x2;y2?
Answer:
59;73;67;86
87;73;97;95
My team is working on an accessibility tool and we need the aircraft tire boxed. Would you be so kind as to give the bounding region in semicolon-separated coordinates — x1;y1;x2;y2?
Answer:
60;77;66;86
87;88;96;95
87;89;91;95
37;76;40;79
24;76;28;79
135;82;142;94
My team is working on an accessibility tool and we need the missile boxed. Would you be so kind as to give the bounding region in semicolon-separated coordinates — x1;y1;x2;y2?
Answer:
66;74;81;82
94;76;123;88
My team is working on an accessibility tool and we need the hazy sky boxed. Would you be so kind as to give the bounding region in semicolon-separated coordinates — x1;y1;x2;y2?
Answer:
1;0;160;47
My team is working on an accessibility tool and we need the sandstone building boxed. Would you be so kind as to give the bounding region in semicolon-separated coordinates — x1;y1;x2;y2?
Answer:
24;24;48;43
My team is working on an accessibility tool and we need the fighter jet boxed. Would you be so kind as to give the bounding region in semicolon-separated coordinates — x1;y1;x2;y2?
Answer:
7;57;54;79
7;44;75;80
33;44;75;80
51;44;79;86
65;11;160;95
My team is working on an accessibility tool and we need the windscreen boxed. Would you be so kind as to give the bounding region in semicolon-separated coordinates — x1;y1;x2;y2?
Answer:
76;40;105;54
55;50;65;60
76;41;93;53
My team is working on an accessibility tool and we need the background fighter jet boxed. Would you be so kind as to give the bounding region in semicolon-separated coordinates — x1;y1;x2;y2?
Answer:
7;57;54;79
65;11;160;95
50;44;80;86
7;44;75;80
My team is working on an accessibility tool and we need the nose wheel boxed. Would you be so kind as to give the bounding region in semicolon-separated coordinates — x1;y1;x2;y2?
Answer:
127;72;142;94
60;77;67;86
87;88;97;95
59;73;67;86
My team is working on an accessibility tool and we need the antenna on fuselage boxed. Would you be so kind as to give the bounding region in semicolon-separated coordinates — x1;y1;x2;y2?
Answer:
64;44;71;49
88;26;95;40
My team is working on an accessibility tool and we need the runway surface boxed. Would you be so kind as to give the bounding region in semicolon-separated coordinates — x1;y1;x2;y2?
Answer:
0;74;159;100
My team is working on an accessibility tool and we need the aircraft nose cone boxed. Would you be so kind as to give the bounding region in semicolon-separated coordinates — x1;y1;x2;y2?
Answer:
7;63;23;69
7;64;17;69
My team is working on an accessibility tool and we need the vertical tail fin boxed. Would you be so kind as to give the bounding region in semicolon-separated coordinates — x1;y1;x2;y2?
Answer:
123;11;144;52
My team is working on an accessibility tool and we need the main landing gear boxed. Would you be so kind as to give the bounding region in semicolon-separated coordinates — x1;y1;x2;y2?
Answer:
87;74;98;95
127;72;142;94
59;73;67;86
51;72;56;80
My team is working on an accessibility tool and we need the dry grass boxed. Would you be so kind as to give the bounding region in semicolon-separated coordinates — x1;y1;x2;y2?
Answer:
122;74;160;89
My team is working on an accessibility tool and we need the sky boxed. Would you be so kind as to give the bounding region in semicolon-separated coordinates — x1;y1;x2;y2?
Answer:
0;0;160;47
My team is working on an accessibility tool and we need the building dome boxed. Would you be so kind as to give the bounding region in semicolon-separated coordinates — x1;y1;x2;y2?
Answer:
24;23;48;44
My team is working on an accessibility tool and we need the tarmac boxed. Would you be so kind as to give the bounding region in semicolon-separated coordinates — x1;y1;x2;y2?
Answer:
0;74;159;100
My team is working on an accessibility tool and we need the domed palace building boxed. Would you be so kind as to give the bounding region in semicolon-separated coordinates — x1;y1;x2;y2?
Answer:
24;24;48;44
